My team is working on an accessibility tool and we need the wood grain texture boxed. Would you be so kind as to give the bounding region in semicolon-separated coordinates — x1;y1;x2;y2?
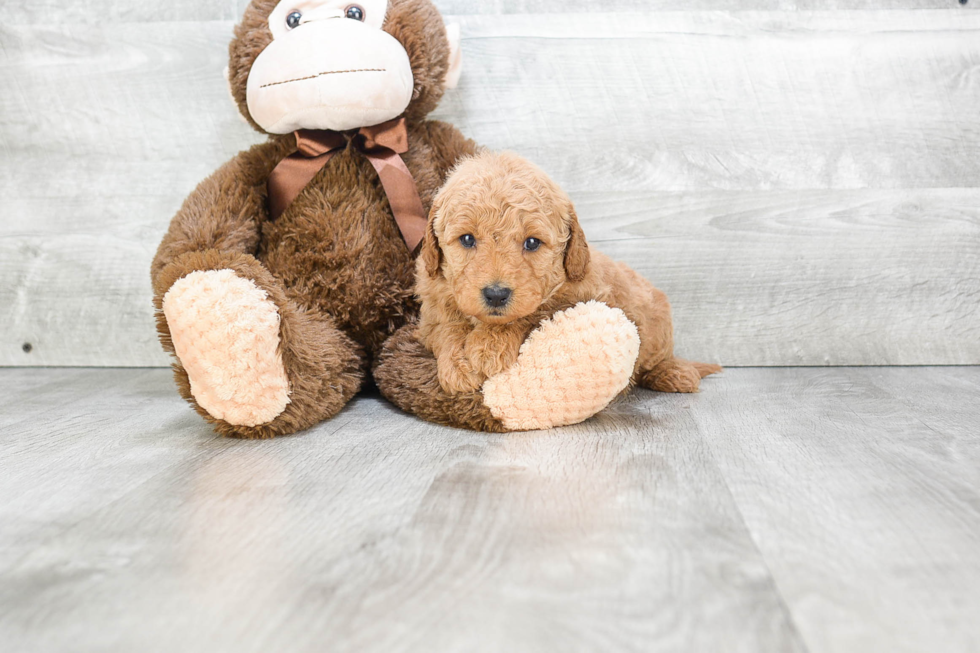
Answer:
436;12;980;192
2;1;973;23
0;0;242;23
0;21;264;368
2;367;980;652
578;189;980;366
692;367;980;653
1;11;979;366
0;368;807;653
435;0;978;10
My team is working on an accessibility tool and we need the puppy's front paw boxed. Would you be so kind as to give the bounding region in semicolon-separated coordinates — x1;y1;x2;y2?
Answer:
465;329;522;379
482;301;640;431
437;355;485;394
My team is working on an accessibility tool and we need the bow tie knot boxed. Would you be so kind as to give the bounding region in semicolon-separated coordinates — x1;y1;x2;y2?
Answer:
293;119;411;158
268;117;426;251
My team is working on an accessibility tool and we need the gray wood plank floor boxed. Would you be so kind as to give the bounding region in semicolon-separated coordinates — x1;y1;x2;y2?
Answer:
1;368;978;652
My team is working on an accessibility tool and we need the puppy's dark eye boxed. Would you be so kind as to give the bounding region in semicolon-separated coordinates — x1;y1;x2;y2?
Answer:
524;237;542;252
345;5;365;20
459;234;477;249
286;11;302;29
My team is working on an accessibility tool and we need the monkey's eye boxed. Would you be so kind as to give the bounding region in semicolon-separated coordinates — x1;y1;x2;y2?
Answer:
345;5;365;20
459;234;477;249
524;237;543;252
286;11;302;29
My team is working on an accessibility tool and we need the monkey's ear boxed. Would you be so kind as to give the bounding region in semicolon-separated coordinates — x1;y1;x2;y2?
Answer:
421;205;444;279
444;23;463;89
563;205;591;283
225;65;251;125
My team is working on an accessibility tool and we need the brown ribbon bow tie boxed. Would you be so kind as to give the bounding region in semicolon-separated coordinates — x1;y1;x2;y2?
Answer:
267;117;427;252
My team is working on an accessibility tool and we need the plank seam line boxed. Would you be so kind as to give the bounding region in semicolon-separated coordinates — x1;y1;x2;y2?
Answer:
690;400;815;653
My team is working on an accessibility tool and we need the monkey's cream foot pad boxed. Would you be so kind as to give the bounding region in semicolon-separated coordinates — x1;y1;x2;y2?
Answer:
482;301;640;431
163;269;290;427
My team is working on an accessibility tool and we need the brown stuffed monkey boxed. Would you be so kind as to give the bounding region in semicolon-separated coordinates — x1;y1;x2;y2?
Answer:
151;0;640;438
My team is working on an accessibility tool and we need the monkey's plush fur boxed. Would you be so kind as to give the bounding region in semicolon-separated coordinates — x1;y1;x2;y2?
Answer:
152;0;493;437
152;0;654;437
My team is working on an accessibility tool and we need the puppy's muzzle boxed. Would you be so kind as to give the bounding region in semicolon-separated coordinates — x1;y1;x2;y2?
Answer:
482;284;513;309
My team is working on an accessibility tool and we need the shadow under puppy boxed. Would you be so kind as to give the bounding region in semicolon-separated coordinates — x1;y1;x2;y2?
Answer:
417;150;721;411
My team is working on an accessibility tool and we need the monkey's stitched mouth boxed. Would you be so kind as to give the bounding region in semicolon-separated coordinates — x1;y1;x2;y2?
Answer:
260;68;387;89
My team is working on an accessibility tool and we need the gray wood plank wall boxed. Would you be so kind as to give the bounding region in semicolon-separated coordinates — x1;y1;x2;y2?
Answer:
1;1;978;367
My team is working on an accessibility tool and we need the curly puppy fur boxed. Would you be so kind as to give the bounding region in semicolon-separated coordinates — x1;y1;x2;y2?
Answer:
152;0;502;438
417;151;722;396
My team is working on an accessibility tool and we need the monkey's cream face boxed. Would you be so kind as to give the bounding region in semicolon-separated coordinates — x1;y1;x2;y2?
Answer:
246;0;414;133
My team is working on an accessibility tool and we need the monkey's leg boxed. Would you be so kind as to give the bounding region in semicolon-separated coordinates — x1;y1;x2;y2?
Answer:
373;322;507;433
155;250;365;439
374;302;640;432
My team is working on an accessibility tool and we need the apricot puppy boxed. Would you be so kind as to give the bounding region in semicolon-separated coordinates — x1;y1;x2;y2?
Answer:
417;151;721;399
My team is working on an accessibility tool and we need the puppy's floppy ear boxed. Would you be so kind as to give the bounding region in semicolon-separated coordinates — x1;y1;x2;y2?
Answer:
421;202;443;279
563;204;591;282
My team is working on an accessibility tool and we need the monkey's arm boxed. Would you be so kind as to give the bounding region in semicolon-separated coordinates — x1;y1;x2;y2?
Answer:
150;137;367;438
150;139;289;295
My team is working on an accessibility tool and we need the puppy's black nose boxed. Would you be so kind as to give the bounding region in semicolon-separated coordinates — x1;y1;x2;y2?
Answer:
482;285;513;309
